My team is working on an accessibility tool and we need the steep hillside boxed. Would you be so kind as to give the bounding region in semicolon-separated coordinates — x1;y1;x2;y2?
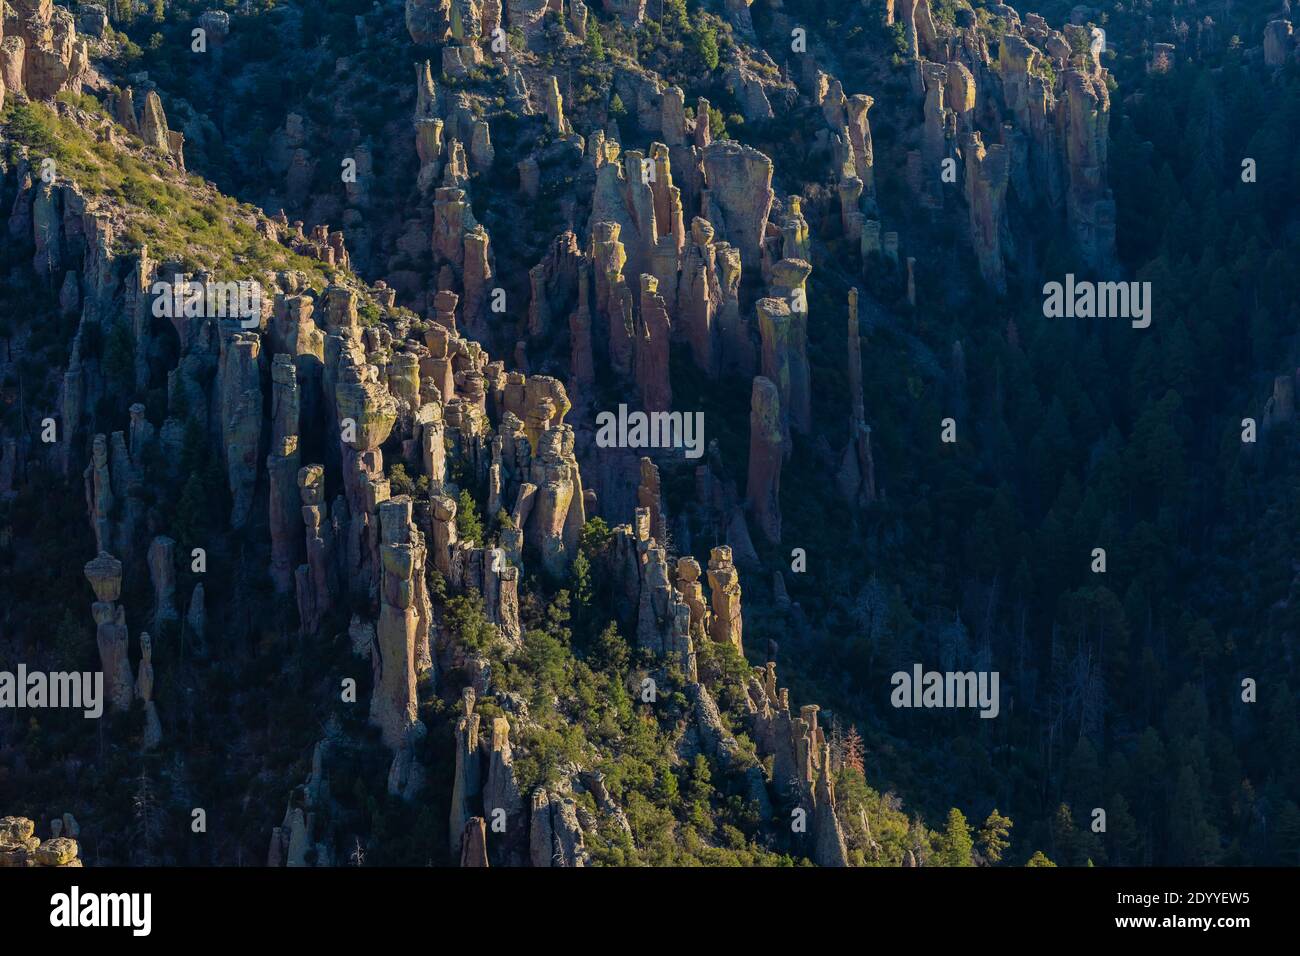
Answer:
2;0;1299;869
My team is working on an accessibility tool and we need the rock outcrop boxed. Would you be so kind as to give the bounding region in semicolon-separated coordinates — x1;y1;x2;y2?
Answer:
755;297;798;451
746;664;848;866
146;535;178;635
370;496;430;758
295;464;336;636
963;132;1010;293
746;376;783;544
837;290;877;507
269;355;304;593
1059;68;1116;273
635;274;672;413
1264;21;1294;67
0;817;82;867
706;546;743;653
449;689;481;851
84;551;134;712
3;0;89;102
703;141;774;270
220;330;263;529
529;789;587;867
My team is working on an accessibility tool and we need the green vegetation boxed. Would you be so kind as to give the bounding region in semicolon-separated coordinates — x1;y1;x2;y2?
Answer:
388;464;415;498
6;0;1295;871
1;100;329;283
473;582;795;864
694;16;720;71
585;19;606;61
935;808;975;866
455;489;485;545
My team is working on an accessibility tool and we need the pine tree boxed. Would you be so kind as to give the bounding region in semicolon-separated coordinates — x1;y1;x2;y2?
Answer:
977;809;1013;864
1051;803;1080;866
694;18;720;71
842;724;865;775
1169;766;1219;865
936;808;974;866
456;489;485;544
584;20;605;61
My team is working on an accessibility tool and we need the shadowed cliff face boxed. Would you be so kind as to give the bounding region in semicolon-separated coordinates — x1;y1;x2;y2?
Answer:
1;0;1298;870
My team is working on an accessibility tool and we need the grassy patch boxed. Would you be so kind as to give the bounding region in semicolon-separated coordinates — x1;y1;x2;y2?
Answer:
1;99;330;284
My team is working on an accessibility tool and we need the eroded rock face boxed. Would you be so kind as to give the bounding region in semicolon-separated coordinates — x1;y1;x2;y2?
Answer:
432;187;478;277
706;546;743;653
544;75;570;135
295;464;335;636
528;232;581;338
449;690;481;851
0;38;26;101
137;632;162;750
220;330;263;529
755;297;796;451
82;427;146;564
921;62;949;175
336;361;398;453
84;552;134;712
406;0;452;43
5;0;88;101
1060;68;1116;273
268;356;304;593
483;715;524;864
963;131;1010;292
677;218;723;375
507;0;551;35
592;221;636;378
703;142;774;271
636;457;665;546
946;61;976;134
813;738;850;866
837;289;877;508
768;259;812;435
462;225;493;340
600;0;646;27
0;817;82;867
690;682;743;771
522;423;584;578
528;789;587;867
746;663;848;865
147;536;178;635
1264;374;1295;433
568;264;595;391
370;497;428;754
713;244;752;377
1264;21;1295;67
141;91;170;151
459;817;489;866
0;0;1094;871
635;274;672;413
747;376;783;544
989;18;1117;272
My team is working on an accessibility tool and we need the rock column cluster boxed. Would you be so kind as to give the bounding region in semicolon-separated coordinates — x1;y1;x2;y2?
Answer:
0;816;82;867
